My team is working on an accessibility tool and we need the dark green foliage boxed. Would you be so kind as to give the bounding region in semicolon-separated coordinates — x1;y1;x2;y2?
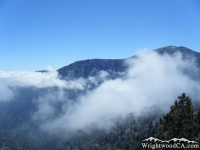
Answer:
0;112;161;150
1;92;200;149
66;113;164;150
160;93;200;141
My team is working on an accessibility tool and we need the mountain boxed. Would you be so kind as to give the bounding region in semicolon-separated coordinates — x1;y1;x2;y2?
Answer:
155;46;200;58
156;46;200;65
0;46;200;149
57;46;200;79
57;59;126;79
35;70;48;73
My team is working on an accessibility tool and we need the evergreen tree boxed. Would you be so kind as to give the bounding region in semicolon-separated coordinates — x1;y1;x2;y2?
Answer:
194;108;200;142
159;93;199;140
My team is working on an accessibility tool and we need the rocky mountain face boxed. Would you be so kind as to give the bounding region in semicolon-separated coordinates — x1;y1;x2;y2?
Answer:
57;46;200;79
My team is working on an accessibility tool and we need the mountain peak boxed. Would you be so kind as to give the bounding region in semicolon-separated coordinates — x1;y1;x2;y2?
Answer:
155;46;195;54
57;46;200;79
57;58;126;79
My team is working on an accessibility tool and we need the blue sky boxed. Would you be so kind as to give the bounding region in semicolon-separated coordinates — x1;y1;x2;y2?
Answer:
0;0;200;71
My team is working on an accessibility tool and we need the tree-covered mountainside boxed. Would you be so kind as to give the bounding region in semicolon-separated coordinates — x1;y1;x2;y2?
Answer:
57;46;200;79
1;93;199;150
0;46;200;150
57;59;126;80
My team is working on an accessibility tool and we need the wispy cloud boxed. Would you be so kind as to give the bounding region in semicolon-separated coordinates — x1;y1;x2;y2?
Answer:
0;71;86;101
35;51;200;133
0;51;200;135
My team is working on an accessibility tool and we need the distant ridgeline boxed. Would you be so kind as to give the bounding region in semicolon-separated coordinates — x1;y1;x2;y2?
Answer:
57;46;200;79
0;46;200;150
35;70;48;73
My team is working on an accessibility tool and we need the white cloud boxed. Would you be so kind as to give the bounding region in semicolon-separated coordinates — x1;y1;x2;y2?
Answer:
0;83;14;101
1;51;200;134
36;51;200;134
33;89;66;121
47;65;53;71
0;71;86;101
98;70;109;79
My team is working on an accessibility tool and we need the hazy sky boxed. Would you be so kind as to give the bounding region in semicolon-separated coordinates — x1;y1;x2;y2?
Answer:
0;0;200;71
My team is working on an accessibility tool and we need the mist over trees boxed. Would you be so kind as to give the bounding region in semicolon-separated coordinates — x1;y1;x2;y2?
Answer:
0;92;199;150
0;47;200;149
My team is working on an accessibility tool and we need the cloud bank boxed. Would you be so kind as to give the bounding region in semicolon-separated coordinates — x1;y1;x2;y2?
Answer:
36;51;200;133
0;71;86;101
0;51;200;135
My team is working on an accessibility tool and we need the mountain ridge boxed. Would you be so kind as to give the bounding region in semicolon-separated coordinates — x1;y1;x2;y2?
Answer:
57;46;200;79
1;45;200;150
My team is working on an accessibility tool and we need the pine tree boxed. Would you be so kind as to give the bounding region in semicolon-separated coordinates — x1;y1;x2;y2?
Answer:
194;108;200;142
159;93;197;140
